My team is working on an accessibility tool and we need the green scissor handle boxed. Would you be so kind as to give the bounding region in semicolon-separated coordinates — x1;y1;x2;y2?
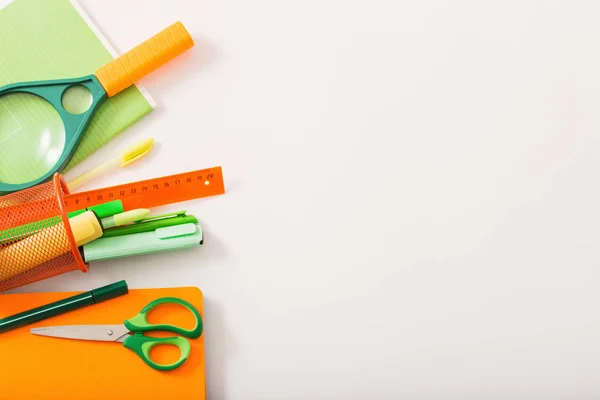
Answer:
124;297;203;338
122;335;191;371
121;297;203;371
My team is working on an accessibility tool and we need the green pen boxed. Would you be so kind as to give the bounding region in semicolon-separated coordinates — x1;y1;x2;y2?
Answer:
0;280;128;334
0;200;124;245
101;211;198;238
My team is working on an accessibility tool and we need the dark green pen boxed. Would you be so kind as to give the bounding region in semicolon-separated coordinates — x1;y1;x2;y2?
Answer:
0;280;128;334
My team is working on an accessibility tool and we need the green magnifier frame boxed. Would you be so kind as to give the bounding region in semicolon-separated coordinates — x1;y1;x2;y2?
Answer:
0;76;106;194
0;21;194;194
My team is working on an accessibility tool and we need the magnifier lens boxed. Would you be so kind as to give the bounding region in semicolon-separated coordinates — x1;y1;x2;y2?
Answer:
0;93;66;185
62;85;93;115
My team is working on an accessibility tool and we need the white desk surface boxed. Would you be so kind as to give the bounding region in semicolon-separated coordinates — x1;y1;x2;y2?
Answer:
9;1;600;398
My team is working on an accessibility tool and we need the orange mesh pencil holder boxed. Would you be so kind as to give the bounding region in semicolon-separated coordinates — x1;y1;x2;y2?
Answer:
0;174;86;292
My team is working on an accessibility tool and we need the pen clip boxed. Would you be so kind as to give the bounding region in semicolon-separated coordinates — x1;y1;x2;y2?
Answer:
133;211;188;224
155;223;201;239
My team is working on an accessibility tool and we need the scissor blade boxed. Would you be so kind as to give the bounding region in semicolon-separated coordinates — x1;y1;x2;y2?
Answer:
30;324;129;342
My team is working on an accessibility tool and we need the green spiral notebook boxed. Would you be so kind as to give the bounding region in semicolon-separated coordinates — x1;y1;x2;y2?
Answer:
0;0;154;181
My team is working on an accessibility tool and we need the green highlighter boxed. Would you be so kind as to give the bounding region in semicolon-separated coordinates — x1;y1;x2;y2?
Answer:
82;223;203;262
101;211;198;238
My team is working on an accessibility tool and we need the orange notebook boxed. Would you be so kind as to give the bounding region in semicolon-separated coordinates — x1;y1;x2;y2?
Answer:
0;286;206;400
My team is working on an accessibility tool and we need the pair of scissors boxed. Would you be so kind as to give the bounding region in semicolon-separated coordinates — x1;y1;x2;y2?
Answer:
30;297;203;371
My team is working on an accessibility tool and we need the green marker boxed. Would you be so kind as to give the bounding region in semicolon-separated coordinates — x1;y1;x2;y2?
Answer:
101;211;198;238
0;280;128;334
0;200;124;245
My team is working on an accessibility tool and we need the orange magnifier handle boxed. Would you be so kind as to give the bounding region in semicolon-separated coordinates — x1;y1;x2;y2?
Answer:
95;21;194;97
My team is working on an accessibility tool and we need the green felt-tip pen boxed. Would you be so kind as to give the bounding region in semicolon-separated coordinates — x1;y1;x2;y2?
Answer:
0;200;124;245
0;280;128;334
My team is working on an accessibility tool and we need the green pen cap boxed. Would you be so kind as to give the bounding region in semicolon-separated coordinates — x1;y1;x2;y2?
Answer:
91;279;129;302
67;200;124;219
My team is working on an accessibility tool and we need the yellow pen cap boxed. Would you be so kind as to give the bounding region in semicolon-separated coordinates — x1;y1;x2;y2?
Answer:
70;211;103;247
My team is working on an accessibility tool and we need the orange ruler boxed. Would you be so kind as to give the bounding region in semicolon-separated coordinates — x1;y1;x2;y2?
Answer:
63;166;225;212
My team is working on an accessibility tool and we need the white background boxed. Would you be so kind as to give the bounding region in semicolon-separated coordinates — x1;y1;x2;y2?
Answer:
8;0;600;399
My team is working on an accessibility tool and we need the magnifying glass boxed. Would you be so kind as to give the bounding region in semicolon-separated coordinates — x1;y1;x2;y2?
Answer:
0;21;193;194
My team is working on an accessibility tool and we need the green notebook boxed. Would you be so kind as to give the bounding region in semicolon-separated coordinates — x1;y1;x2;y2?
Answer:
0;0;154;181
